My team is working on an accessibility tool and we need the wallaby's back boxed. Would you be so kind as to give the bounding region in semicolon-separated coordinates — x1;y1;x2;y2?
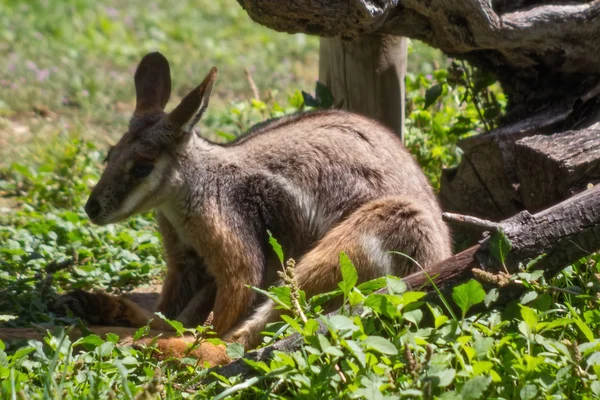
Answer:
221;109;449;259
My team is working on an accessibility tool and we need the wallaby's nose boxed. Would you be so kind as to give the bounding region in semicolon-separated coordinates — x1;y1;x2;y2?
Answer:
85;198;101;219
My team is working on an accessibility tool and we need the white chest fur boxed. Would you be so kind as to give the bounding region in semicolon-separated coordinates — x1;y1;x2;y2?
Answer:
158;203;192;246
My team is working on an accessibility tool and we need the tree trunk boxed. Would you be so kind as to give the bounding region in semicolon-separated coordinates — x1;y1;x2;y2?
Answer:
319;35;407;139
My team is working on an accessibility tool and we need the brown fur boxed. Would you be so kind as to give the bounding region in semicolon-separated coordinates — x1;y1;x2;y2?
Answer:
7;52;451;366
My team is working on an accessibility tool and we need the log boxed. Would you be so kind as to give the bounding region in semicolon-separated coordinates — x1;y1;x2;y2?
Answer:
237;0;600;116
515;129;600;212
319;35;407;139
214;184;600;378
439;85;600;222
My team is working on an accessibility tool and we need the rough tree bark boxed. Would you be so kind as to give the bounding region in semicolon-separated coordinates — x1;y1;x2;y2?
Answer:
236;0;600;119
439;87;600;221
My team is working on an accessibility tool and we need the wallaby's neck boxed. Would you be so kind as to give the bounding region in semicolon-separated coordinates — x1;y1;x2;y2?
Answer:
165;132;240;215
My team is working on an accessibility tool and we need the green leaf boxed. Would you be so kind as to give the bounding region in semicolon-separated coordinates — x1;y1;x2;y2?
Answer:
317;334;344;357
304;319;320;335
430;368;455;387
269;286;292;308
460;375;491;400
215;130;237;142
328;315;359;334
251;287;291;311
484;288;499;308
398;291;427;306
439;392;462;400
74;335;104;348
386;275;407;294
404;309;423;326
280;314;303;334
519;291;538;305
519;384;538;400
348;288;366;307
344;340;366;367
519;305;538;329
288;90;305;109
106;333;119;343
226;343;245;360
133;326;150;341
267;231;284;266
357;277;387;293
362;336;398;356
9;346;35;363
586;352;600;366
339;252;358;295
156;312;185;336
95;342;115;358
566;303;594;342
489;229;512;265
424;84;444;109
591;380;600;396
364;294;397;318
452;279;486;318
354;376;386;400
242;358;271;374
315;81;334;108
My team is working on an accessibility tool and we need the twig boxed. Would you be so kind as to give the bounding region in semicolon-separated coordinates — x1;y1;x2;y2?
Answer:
442;212;499;231
245;68;260;100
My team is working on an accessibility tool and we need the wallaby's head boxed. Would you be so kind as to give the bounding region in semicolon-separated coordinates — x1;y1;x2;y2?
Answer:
84;52;217;225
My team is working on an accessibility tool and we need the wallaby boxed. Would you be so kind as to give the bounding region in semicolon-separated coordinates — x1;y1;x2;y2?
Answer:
54;52;451;364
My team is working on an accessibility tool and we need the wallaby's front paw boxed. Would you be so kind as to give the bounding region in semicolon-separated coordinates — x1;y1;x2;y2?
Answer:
54;290;125;325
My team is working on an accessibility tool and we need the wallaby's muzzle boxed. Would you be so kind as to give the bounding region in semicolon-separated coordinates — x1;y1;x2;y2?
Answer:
84;197;101;222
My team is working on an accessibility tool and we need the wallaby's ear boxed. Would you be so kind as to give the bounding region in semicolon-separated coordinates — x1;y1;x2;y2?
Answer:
168;67;217;132
134;52;172;115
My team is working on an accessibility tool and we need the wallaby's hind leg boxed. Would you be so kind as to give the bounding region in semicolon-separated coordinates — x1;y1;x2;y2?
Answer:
226;196;451;349
55;245;217;330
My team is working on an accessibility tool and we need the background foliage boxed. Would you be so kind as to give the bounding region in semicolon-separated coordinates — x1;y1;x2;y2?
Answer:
2;0;597;399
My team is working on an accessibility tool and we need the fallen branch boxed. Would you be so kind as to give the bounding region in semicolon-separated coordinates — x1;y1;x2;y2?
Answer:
442;212;499;232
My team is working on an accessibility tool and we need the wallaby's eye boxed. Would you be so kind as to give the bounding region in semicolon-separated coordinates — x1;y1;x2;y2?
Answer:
130;164;154;178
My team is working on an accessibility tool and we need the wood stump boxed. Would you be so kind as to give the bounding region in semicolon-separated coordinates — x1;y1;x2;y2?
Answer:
319;35;407;139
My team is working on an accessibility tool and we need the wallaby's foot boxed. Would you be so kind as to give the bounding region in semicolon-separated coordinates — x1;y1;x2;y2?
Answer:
55;290;171;330
134;336;231;366
54;290;126;325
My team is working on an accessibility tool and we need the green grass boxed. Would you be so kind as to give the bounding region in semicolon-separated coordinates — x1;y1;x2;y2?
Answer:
4;0;596;398
0;0;469;177
0;0;319;163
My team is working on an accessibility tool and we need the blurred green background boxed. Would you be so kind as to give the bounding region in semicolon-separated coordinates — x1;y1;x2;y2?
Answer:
0;0;449;166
